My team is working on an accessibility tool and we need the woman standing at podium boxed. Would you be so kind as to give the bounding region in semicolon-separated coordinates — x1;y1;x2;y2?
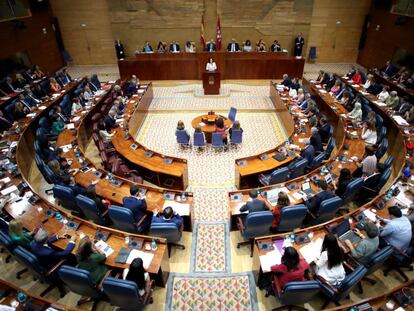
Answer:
206;58;217;72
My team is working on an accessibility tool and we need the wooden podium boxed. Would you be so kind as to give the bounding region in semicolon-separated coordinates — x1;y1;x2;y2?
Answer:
202;71;220;95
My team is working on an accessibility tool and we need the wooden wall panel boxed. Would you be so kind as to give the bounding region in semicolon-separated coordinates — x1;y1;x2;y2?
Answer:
0;2;63;74
50;0;117;65
308;0;371;63
357;0;414;68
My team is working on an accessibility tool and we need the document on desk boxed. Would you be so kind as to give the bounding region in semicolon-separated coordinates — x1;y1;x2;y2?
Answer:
299;237;323;264
1;185;18;196
393;115;409;126
363;209;377;222
260;239;284;272
65;123;75;130
95;240;114;257
126;249;154;269
162;200;190;216
236;202;248;214
395;190;413;207
115;118;124;124
374;101;386;107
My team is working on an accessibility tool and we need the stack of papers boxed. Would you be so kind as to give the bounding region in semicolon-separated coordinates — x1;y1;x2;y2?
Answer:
396;191;413;207
363;209;377;222
126;249;154;269
162;200;190;216
299;237;323;263
95;240;114;257
0;185;18;196
393;116;409;126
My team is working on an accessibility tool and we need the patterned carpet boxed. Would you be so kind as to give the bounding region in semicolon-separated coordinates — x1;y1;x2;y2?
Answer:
190;222;231;273
166;273;259;311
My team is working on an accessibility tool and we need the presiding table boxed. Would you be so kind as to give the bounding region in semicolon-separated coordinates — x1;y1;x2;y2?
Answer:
118;52;305;80
191;113;232;143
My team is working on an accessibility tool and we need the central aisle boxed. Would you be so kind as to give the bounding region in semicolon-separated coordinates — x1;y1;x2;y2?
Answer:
135;82;286;310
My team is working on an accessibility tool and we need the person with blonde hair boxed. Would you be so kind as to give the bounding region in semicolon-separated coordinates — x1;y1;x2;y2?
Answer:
49;77;61;93
9;220;32;248
76;236;108;283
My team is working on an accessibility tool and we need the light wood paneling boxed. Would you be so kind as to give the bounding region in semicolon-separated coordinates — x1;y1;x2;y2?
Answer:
50;0;117;65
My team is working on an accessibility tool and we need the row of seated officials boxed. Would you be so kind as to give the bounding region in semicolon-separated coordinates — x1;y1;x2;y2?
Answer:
0;218;154;307
377;60;414;89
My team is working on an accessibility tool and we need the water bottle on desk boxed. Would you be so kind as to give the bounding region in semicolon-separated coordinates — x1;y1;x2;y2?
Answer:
108;173;114;184
151;239;157;251
385;188;392;201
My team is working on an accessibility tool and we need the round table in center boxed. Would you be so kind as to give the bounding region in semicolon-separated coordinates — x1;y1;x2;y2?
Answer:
191;114;232;143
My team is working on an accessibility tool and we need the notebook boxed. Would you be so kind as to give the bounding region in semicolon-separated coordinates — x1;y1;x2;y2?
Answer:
115;247;132;264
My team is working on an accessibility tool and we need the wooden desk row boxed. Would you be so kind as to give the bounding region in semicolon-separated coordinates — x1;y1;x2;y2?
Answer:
234;81;346;189
118;52;305;80
2;81;170;288
372;70;414;103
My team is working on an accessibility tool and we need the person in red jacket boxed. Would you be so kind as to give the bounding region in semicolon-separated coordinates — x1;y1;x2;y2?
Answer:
352;69;362;84
271;247;310;288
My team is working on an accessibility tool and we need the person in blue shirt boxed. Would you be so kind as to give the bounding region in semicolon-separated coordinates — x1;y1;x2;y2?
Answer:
379;206;412;251
123;185;150;232
152;206;183;228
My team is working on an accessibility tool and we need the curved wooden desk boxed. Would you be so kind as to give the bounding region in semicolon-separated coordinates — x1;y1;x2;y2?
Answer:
6;81;171;287
191;113;232;143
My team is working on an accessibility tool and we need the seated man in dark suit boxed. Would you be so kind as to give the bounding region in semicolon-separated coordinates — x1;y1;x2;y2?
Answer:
227;39;240;52
24;86;41;106
318;118;331;143
152;206;183;229
382;60;398;77
205;39;217;52
1;77;18;94
304;180;335;215
355;163;386;204
239;190;268;214
281;74;292;87
270;40;281;52
104;110;119;129
366;79;382;95
169;40;180;52
123;184;151;232
31;228;77;270
310;127;324;153
299;144;315;166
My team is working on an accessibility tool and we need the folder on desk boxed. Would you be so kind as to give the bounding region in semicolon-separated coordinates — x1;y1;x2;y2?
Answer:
299;237;323;264
126;249;154;269
163;200;190;216
115;247;132;264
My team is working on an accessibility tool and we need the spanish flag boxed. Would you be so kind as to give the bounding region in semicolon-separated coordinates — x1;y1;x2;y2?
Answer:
201;15;206;49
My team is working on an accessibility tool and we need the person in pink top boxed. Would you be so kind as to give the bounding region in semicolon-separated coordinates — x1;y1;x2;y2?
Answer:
214;117;228;144
271;247;310;288
330;80;341;95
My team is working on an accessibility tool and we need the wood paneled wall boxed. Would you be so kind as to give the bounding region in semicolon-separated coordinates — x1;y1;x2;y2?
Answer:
357;0;414;68
50;0;117;65
50;0;371;65
0;2;63;74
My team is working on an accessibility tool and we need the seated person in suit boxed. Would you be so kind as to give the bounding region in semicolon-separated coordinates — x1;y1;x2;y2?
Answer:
310;127;323;153
281;74;292;87
176;120;190;142
270;191;290;233
366;79;382;95
243;39;253;52
152;206;183;228
24;85;41;106
142;41;153;53
1;77;17;94
18;93;33;110
8;220;33;249
324;73;336;90
126;80;138;97
104;110;119;129
229;120;243;140
379;206;412;251
345;66;356;78
76;235;108;283
205;39;217;52
403;73;414;89
13;102;29;120
214;117;229;145
271;247;310;288
314;234;345;285
60;68;72;85
344;221;379;265
206;58;217;72
382;60;398;77
49;77;62;93
85;184;109;216
334;168;352;197
13;74;27;89
31;228;77;270
123;185;150;232
299;143;315;166
304;180;335;215
299;93;312;110
46;147;70;171
0;110;13;133
316;70;329;84
227;39;240;52
318;117;331;143
169;40;180;52
124;258;150;298
290;78;301;91
239;190;268;214
157;41;167;53
51;114;65;135
270;40;282;52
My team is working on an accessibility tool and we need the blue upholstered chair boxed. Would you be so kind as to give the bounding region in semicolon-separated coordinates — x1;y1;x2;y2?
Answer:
38;116;50;130
108;206;142;234
211;132;225;151
272;279;320;310
259;167;289;186
376;114;384;130
360;246;394;288
58;265;105;309
236;211;273;257
360;168;391;202
53;185;80;213
193;132;206;151
4;103;16;122
228;107;237;123
325;137;335;159
382;155;394;169
230;129;242;145
149;222;185;257
40;79;50;95
103;277;154;311
90;74;101;90
275;204;307;232
288;159;308;179
376;126;387;144
0;231;15;263
340;178;364;205
75;195;107;225
375;138;388;160
319;265;367;309
175;129;190;147
310;152;326;170
14;246;66;297
59;95;72;116
309;196;343;225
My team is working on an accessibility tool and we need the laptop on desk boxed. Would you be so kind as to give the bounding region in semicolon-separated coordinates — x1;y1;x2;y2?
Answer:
332;220;362;244
301;182;314;197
